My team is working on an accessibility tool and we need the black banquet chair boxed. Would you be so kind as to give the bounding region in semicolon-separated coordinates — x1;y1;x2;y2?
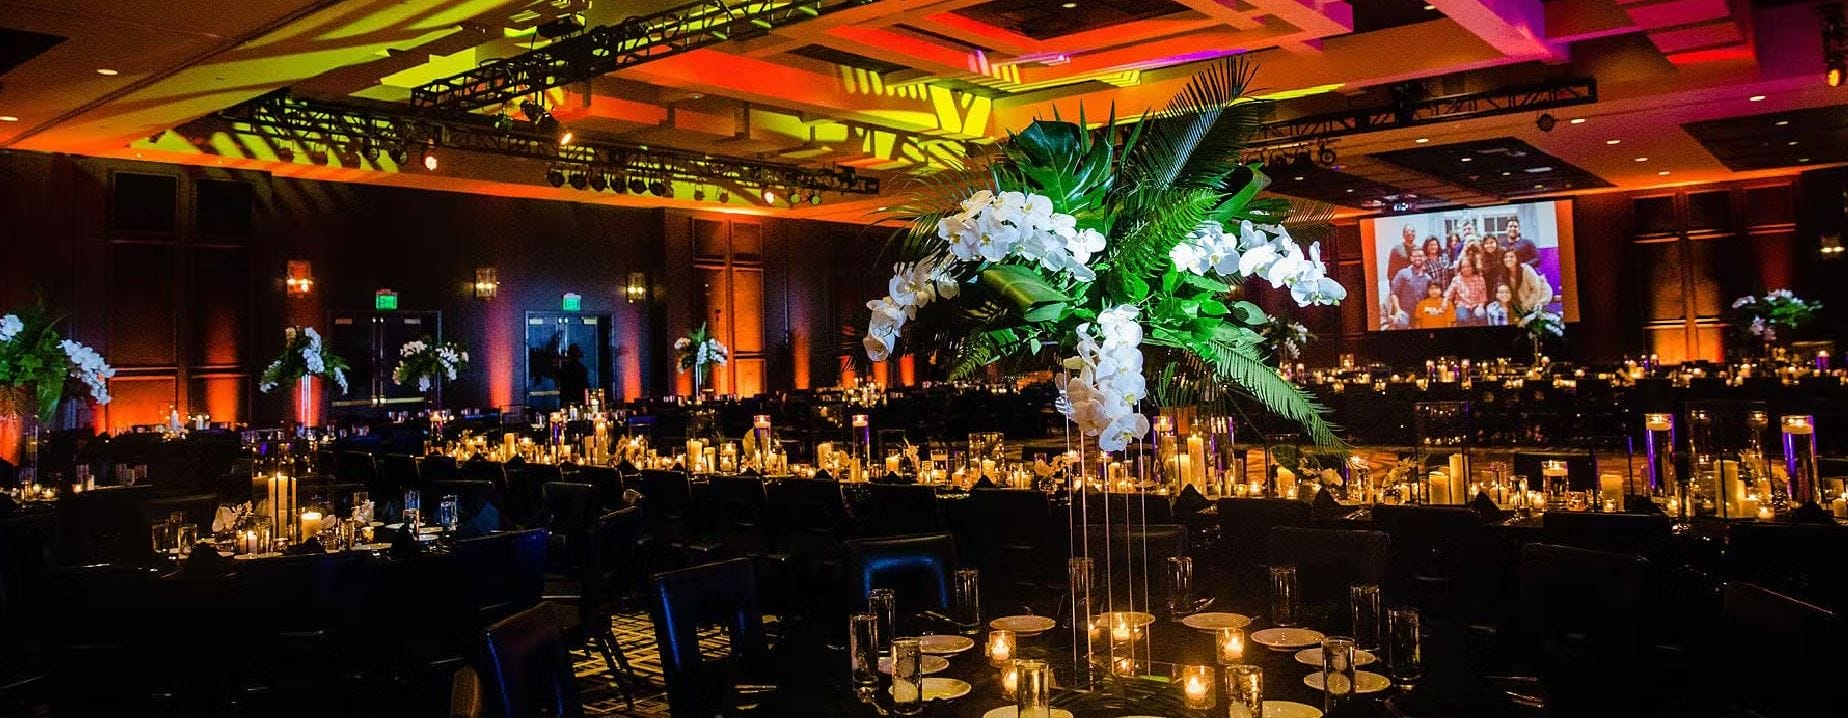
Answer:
648;558;780;718
1266;526;1388;622
1517;543;1652;717
844;532;958;615
1717;582;1845;718
478;602;583;718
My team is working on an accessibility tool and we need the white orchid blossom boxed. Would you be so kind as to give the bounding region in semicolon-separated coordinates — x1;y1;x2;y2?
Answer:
0;314;22;343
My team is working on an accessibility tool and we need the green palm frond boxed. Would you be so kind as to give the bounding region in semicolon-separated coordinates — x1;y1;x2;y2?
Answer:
1198;339;1344;449
1107;187;1219;284
1278;196;1340;249
1122;57;1272;194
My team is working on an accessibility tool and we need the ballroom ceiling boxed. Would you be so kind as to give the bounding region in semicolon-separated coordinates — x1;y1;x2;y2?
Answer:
1;0;1846;220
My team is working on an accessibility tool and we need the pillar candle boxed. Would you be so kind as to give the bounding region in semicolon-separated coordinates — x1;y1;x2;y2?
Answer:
1598;473;1624;507
1186;435;1206;490
1447;453;1467;505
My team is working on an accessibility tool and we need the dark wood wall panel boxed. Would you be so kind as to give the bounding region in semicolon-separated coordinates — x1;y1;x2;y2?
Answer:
106;242;178;367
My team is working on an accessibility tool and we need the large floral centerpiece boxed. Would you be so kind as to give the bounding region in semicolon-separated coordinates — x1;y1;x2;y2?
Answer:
1516;307;1564;365
258;326;349;395
393;337;469;393
675;323;728;391
860;59;1345;450
0;306;115;422
1728;289;1821;357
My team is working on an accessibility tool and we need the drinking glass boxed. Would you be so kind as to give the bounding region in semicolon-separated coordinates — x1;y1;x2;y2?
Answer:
867;588;897;657
848;612;880;690
1224;664;1263;718
438;494;460;532
1387;606;1423;685
351;490;372;523
1270;565;1300;627
890;637;925;716
151;523;173;554
1350;583;1382;652
1321;636;1357;714
1014;659;1051;718
175;524;198;552
403;489;422;527
1166;556;1194;621
952;568;982;635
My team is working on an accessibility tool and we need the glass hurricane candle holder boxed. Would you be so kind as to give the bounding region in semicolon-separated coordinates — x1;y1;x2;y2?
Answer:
1643;413;1683;519
1782;415;1822;511
1541;460;1569;512
1215;627;1246;665
1179;664;1215;710
1015;659;1051;718
1224;664;1262;718
987;629;1016;665
1000;658;1022;701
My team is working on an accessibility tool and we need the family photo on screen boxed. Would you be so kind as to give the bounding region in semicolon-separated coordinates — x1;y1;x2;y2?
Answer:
1371;202;1567;332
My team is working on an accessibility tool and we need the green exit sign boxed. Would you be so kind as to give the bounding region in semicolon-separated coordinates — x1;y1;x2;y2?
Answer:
374;290;398;311
562;292;582;312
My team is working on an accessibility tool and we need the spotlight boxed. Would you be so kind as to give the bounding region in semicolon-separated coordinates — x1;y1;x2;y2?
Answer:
628;177;648;194
389;146;409;165
568;171;588;190
718;190;730;203
588;173;608;192
545;167;566;187
275;146;294;162
1316;143;1337;166
761;188;777;204
693;188;707;201
362;145;382;162
421;151;438;171
1830;61;1846;87
520;99;573;145
1535;113;1557;133
808;191;823;205
648;179;668;197
1824;3;1847;87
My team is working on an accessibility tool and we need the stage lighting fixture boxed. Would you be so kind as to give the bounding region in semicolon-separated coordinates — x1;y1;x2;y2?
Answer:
389;147;409;164
1830;61;1846;87
1535;113;1557;133
808;191;823;205
568;171;588;190
275;146;294;162
693;188;707;201
718;190;730;203
628;177;648;194
421;151;438;171
363;145;382;162
545;167;566;187
761;188;777;204
648;179;668;197
588;173;608;191
1316;143;1337;166
520;99;573;145
1824;3;1847;87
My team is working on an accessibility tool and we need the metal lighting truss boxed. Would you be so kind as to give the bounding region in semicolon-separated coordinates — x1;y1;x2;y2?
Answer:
1248;78;1599;148
411;0;874;111
210;90;880;194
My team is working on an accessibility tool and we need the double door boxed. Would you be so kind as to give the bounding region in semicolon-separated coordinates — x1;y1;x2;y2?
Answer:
328;311;441;410
524;311;612;412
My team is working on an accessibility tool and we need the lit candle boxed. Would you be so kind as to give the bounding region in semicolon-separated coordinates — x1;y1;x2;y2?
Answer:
981;459;997;479
884;455;901;475
1756;504;1775;522
1180;665;1215;710
1000;660;1021;700
299;510;323;542
1598;473;1624;507
238;529;260;555
987;629;1016;665
1186;434;1207;490
1216;627;1246;665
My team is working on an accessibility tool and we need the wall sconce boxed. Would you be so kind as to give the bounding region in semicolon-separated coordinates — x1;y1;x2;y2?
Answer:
624;272;649;304
285;260;315;296
1823;233;1845;260
473;267;499;300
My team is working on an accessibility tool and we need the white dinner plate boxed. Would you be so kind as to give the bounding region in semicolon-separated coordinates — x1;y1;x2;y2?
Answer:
1293;646;1378;667
919;634;975;655
1258;700;1325;718
1303;670;1392;694
1249;627;1325;650
980;708;1074;718
1093;611;1157;629
878;654;950;675
1181;612;1253;632
989;615;1057;634
887;677;971;701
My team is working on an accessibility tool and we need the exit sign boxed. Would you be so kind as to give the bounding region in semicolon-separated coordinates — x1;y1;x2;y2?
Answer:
562;292;582;312
374;289;398;311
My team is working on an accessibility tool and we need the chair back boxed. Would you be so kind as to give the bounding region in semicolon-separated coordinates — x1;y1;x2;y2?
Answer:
860;483;943;536
335;450;378;484
648;558;768;718
421;454;459;481
1077;524;1188;610
541;482;598;569
452;529;549;626
54;485;154;565
376;453;420;494
637;469;696;539
1518;543;1649;715
575;464;627;510
844;533;958;613
766;479;850;559
1368;504;1484;578
1723;523;1848;614
585;507;642;616
1720;582;1845;718
143;491;219;532
1267;526;1389;606
481;602;584;718
1074;491;1173;525
1540;512;1671;558
702;475;771;556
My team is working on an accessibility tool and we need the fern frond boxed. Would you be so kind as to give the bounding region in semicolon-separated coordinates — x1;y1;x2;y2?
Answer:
1108;187;1218;279
1197;340;1345;448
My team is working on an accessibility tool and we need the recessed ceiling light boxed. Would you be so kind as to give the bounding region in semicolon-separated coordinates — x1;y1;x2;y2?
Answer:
1800;157;1812;162
1061;1;1077;7
1423;4;1435;9
1788;140;1799;146
1776;120;1790;126
1534;184;1545;189
1605;139;1621;145
1501;171;1512;176
1658;170;1671;176
877;206;889;211
1749;95;1767;102
1292;176;1304;181
1414;138;1430;143
95;68;118;76
1345;188;1355;193
0;116;16;122
1634;157;1648;162
1460;157;1472;162
1569;118;1586;125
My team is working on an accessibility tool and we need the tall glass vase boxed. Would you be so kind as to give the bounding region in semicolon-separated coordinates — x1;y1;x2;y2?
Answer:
0;399;40;486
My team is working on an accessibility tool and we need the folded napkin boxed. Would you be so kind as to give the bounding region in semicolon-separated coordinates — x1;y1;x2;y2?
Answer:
284;538;325;556
389;525;423;559
454;502;501;538
1172;484;1210;515
810;470;834;482
1469;491;1501;519
1311;485;1342;511
183;543;231;574
972;476;997;490
615;460;639;473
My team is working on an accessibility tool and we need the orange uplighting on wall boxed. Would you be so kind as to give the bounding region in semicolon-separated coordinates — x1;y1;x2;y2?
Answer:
285;260;315;296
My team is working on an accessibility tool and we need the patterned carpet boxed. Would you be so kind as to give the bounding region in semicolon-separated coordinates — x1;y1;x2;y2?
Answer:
575;610;743;717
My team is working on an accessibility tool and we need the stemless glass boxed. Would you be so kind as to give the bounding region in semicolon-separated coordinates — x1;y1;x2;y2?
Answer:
402;489;422;527
352;490;372;523
1321;636;1357;714
867;588;897;657
1387;606;1423;686
1270;565;1300;627
439;494;460;532
890;637;925;716
150;523;173;555
848;612;881;690
1015;659;1052;718
174;524;198;553
1350;583;1382;652
1224;664;1263;718
1166;556;1194;621
953;568;982;635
